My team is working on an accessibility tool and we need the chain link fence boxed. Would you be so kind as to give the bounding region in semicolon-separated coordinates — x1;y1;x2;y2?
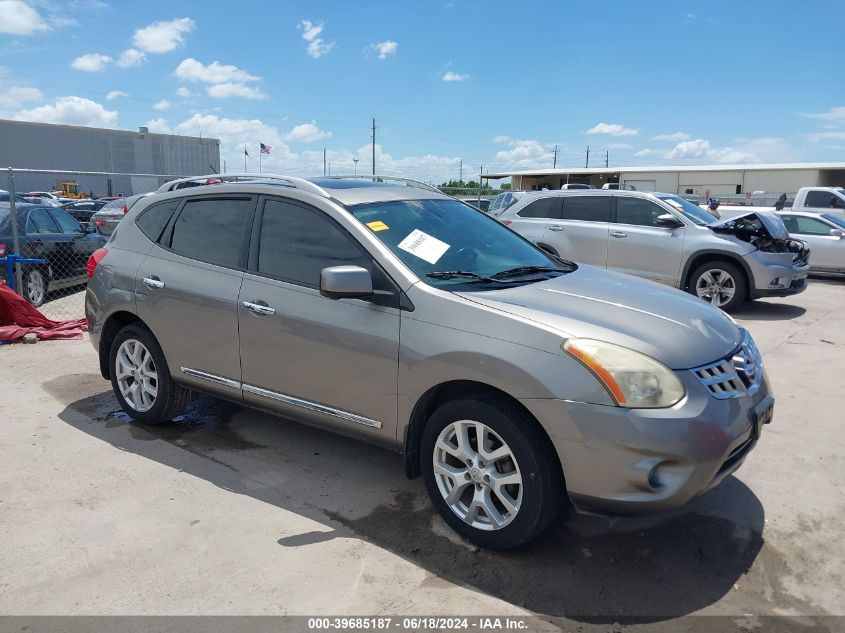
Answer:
1;167;188;323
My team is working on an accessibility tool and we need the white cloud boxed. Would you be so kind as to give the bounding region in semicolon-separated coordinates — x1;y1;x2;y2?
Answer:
176;86;192;97
806;131;845;143
366;40;398;59
634;149;655;157
206;83;266;100
173;58;261;84
442;71;468;82
71;53;112;72
492;135;511;144
663;136;798;163
133;17;195;54
106;90;127;100
117;48;146;68
14;95;118;128
282;121;332;143
494;139;552;169
0;85;43;111
651;132;691;142
153;99;171;111
145;117;171;134
800;106;845;123
299;20;334;59
586;122;639;137
0;0;48;35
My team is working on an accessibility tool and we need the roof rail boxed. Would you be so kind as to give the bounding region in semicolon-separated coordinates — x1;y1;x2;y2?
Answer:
321;175;443;195
156;173;331;197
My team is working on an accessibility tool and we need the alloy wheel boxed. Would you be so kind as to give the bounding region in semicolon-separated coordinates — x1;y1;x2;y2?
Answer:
26;271;45;306
433;420;523;530
115;339;158;412
695;269;736;307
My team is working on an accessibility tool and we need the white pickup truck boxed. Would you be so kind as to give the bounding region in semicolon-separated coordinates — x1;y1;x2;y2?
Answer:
705;187;845;220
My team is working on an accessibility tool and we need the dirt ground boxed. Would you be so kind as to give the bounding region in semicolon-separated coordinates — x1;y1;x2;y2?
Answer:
1;279;843;628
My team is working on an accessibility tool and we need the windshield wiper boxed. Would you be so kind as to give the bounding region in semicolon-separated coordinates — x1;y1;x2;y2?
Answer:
426;270;497;283
490;265;566;279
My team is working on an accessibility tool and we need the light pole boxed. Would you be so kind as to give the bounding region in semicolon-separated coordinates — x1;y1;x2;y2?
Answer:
353;158;359;175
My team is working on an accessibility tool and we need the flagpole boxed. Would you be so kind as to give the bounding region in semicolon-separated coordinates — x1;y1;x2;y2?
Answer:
244;144;247;172
259;142;262;174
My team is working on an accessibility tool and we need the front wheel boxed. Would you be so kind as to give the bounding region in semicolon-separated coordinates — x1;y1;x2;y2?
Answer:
420;395;563;549
688;260;747;312
24;269;47;307
109;325;190;425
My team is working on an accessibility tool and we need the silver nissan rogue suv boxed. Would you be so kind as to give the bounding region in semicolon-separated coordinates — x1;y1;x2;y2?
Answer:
86;174;773;549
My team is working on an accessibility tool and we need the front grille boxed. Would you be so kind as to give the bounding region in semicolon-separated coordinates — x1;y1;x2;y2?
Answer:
692;331;763;400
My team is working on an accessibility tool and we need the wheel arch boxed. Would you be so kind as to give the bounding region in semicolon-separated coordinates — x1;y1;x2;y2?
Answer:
682;250;752;296
402;379;561;484
98;310;147;379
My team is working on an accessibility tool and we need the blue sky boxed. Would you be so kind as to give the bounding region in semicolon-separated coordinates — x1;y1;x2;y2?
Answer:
1;0;844;184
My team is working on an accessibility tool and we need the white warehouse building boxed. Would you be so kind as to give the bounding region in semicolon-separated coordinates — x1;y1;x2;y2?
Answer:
482;163;845;200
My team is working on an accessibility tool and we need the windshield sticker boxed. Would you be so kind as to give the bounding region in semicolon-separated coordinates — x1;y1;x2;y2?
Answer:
366;220;390;232
397;229;450;264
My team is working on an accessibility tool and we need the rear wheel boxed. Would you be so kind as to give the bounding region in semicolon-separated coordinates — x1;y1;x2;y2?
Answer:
24;269;47;307
689;260;747;312
109;325;190;425
420;395;563;549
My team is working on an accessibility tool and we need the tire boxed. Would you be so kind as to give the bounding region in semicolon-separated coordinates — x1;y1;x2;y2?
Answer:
688;260;747;312
420;394;563;550
24;268;47;308
109;324;190;425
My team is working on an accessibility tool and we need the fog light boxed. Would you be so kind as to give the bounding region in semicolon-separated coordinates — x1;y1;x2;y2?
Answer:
647;465;662;489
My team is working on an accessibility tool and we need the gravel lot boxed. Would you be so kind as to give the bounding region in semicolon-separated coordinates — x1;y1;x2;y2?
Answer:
1;279;843;627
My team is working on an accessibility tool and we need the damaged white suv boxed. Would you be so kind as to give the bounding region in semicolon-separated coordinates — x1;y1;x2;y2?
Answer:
497;190;810;311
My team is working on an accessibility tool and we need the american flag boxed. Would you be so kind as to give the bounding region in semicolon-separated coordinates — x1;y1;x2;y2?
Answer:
260;142;272;155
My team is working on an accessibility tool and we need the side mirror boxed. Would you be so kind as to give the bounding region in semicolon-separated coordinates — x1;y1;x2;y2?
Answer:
320;266;373;299
830;228;844;238
656;213;684;229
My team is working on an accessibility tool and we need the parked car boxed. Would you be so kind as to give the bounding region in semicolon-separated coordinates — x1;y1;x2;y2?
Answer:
25;192;63;207
559;183;593;190
779;211;845;273
87;173;773;549
90;193;151;235
790;187;845;218
497;189;810;311
0;202;107;306
62;200;108;225
601;183;637;190
488;191;525;216
461;198;490;212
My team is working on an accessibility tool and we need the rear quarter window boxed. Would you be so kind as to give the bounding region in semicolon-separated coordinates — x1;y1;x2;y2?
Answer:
136;200;181;242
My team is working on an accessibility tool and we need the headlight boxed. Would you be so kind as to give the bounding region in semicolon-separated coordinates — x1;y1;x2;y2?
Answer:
562;338;685;408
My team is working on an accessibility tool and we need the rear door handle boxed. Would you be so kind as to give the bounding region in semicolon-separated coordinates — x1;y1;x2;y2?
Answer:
143;276;165;289
610;231;628;238
242;300;276;316
548;225;565;232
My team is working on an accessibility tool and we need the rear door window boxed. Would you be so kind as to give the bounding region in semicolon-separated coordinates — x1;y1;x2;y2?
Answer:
615;197;666;226
560;196;612;222
517;197;561;219
168;197;253;268
49;209;83;233
27;208;60;234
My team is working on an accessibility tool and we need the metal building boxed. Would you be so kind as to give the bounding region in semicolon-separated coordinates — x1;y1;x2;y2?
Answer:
482;163;845;201
0;119;220;197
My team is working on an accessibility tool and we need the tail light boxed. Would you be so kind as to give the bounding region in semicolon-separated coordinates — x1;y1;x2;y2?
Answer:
122;204;129;215
500;220;513;226
0;243;6;257
86;247;108;278
95;218;106;228
205;178;222;185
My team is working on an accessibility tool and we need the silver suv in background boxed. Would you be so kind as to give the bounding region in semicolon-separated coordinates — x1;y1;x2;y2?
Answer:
86;174;773;549
497;189;810;311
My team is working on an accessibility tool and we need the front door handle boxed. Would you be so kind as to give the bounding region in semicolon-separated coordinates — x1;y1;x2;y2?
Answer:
143;276;165;289
548;225;565;232
242;300;276;316
610;231;628;238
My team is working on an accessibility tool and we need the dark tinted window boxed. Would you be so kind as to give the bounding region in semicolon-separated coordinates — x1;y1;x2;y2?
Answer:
27;208;59;234
170;198;251;267
805;191;841;208
517;197;560;219
257;199;369;287
137;200;180;242
561;195;612;222
616;197;665;226
49;209;83;233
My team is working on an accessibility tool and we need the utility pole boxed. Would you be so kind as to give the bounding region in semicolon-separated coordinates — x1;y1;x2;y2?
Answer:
585;145;590;168
460;159;463;183
553;144;558;169
478;165;483;205
353;158;359;175
323;148;327;176
605;151;609;168
371;118;377;176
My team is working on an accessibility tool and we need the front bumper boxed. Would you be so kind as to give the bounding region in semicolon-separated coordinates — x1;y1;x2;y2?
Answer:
745;251;809;298
520;344;772;516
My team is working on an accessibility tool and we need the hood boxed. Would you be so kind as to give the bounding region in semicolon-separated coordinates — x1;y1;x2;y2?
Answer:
458;266;741;369
710;210;790;240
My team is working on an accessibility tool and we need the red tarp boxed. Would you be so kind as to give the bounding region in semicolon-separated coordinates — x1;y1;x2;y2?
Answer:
0;281;87;342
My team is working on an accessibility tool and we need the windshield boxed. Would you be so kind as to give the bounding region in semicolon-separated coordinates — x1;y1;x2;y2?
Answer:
822;213;845;230
347;198;572;290
656;195;715;226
